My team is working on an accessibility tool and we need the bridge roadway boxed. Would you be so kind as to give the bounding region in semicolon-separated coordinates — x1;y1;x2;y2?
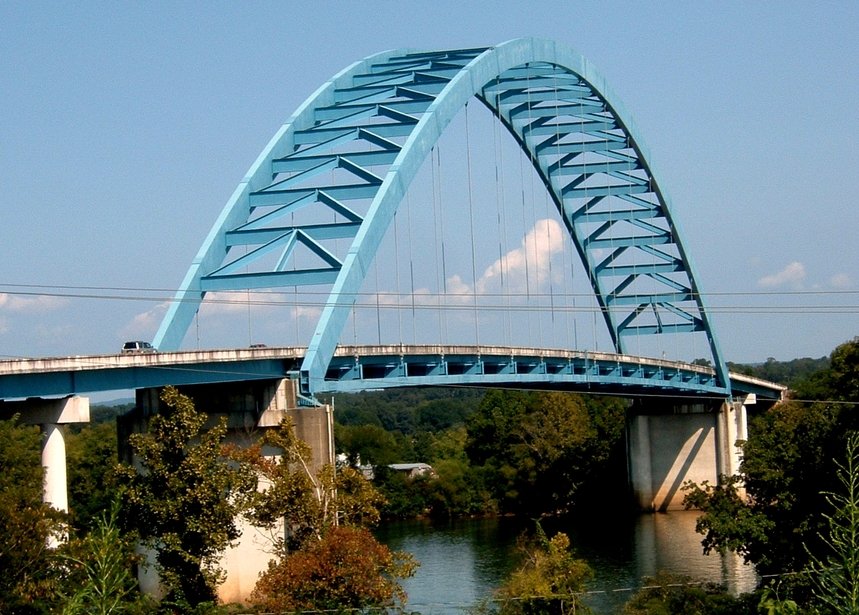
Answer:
0;345;785;402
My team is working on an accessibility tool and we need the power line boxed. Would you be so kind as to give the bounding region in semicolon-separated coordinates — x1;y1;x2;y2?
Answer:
2;281;858;298
1;286;857;315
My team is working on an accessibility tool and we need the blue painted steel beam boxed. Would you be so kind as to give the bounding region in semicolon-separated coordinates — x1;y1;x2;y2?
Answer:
0;357;294;399
316;348;739;399
0;347;783;402
155;38;731;399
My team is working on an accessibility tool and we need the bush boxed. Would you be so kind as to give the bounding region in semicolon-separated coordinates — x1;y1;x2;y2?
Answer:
249;526;416;613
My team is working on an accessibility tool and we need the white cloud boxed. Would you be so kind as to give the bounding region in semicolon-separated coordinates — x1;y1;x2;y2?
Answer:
200;291;261;316
368;219;568;307
446;274;473;298
124;292;324;342
0;292;68;313
121;302;169;340
757;261;806;289
292;304;321;321
830;272;853;289
477;218;565;294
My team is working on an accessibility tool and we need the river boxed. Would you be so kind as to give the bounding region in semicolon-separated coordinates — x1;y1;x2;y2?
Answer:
375;511;757;614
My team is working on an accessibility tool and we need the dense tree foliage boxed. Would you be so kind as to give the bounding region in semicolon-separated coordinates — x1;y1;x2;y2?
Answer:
804;432;859;614
66;421;118;532
330;387;483;434
684;337;859;607
235;417;385;550
684;399;840;575
466;390;627;516
333;387;628;519
621;572;757;615
115;386;255;610
250;525;416;613
0;417;66;613
728;356;830;388
336;422;409;466
476;526;592;615
228;416;416;613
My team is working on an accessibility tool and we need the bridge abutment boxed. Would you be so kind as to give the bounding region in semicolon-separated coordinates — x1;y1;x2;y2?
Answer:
121;378;334;604
628;396;751;511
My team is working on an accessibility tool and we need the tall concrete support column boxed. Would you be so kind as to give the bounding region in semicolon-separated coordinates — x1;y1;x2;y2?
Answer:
719;401;754;476
628;398;746;511
627;413;654;510
0;395;90;513
42;423;69;512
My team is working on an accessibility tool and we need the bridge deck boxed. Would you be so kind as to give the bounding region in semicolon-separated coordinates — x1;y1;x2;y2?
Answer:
0;345;785;402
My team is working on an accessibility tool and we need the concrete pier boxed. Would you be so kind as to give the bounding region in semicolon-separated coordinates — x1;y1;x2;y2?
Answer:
628;397;751;511
0;395;90;513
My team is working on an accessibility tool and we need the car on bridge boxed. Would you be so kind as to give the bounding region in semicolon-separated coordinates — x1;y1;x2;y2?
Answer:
121;341;157;354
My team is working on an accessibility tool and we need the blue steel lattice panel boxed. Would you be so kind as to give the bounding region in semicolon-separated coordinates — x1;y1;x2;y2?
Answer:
154;38;729;397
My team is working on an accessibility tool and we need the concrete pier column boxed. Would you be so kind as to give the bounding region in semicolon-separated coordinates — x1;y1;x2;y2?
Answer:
627;399;742;511
0;395;90;512
628;414;654;510
718;402;737;478
42;423;69;513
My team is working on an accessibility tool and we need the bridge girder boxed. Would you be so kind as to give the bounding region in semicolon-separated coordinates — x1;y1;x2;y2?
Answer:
0;347;783;402
153;38;730;397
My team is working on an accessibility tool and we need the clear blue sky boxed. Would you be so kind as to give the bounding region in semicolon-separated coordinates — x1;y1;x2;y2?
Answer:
1;1;857;363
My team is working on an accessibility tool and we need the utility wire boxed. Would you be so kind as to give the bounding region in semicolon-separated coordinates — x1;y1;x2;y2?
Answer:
2;282;857;299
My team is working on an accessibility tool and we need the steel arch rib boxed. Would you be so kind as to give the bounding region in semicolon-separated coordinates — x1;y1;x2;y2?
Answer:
154;37;730;396
153;49;396;353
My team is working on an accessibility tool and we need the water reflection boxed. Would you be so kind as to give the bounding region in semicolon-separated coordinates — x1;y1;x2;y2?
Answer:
374;511;756;614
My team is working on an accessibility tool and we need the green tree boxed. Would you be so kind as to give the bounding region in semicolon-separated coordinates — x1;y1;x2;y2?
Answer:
240;418;416;612
684;339;859;576
489;527;592;615
0;416;66;613
238;417;385;549
466;390;626;516
249;525;416;613
66;421;118;532
683;338;859;608
373;464;431;519
56;500;150;615
335;422;410;466
115;386;255;610
683;399;839;576
805;431;859;614
795;336;859;403
621;572;755;615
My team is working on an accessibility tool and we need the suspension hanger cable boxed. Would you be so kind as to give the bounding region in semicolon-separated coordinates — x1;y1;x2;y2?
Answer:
551;69;576;350
437;144;449;344
374;250;382;345
431;146;445;344
491;88;511;346
393;211;403;343
406;188;417;343
525;64;544;349
464;101;480;345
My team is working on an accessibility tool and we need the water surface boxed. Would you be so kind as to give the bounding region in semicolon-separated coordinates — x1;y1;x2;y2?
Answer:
375;511;756;614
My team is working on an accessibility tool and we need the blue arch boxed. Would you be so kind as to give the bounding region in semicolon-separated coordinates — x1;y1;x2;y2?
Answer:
154;38;729;396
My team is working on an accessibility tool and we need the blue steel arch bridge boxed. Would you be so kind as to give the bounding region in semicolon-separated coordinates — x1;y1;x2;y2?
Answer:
1;38;785;405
